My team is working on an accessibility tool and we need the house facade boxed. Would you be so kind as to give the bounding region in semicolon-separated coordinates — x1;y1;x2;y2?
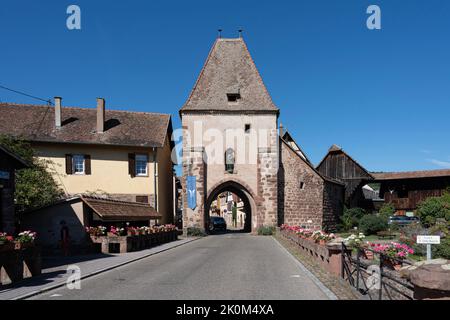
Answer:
0;99;175;224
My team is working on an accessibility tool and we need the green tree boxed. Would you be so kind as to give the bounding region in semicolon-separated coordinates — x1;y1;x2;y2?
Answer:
416;193;450;227
341;207;365;231
0;135;64;212
379;203;396;219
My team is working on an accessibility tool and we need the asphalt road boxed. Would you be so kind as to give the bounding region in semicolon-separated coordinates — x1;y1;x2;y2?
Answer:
30;233;332;300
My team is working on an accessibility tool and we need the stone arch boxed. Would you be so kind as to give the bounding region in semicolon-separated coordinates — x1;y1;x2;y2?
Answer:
205;178;259;233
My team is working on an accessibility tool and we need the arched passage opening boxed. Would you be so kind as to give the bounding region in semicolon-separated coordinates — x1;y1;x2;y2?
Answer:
205;181;256;233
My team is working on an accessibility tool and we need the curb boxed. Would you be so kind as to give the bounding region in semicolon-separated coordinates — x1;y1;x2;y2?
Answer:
10;237;201;300
271;236;338;300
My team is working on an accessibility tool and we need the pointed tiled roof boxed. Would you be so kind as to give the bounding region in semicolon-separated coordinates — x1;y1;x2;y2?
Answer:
180;38;279;114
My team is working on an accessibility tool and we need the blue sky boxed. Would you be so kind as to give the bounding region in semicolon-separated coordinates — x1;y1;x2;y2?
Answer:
1;0;449;175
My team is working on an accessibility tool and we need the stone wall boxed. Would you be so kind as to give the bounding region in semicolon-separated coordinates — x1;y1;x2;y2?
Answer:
322;181;344;232
182;147;206;233
257;149;278;228
278;139;324;229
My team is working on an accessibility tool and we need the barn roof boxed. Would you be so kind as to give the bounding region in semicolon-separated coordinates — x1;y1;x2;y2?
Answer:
317;145;374;180
372;169;450;180
180;38;279;114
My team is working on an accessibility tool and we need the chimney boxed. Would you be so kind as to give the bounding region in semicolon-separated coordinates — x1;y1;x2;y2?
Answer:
54;97;62;128
96;98;105;133
279;122;284;137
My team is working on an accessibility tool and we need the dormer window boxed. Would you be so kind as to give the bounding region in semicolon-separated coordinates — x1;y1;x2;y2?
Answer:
227;93;241;103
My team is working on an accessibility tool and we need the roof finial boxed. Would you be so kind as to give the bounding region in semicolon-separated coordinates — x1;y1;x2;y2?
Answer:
218;29;222;39
238;28;243;38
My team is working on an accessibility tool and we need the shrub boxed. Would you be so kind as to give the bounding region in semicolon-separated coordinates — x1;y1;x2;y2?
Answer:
257;226;275;236
358;214;388;235
416;193;450;227
434;237;450;259
341;207;366;231
187;227;206;237
379;203;396;219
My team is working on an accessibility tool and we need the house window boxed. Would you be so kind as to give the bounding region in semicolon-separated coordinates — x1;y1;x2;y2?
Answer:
227;93;241;102
73;155;85;174
135;154;148;176
245;124;251;133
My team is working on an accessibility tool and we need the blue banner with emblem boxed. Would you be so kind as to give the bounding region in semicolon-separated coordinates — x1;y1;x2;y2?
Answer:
187;176;197;209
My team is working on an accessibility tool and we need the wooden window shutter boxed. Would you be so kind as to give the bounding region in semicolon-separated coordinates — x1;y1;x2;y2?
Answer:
65;154;73;175
128;153;136;177
85;155;91;175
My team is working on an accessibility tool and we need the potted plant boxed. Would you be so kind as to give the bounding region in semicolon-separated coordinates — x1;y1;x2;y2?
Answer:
15;231;37;249
343;233;366;249
86;226;106;237
0;232;15;252
369;242;414;270
108;226;125;237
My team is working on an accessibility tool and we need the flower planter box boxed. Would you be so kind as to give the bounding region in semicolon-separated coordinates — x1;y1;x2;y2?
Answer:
0;250;23;285
280;229;349;276
0;243;15;253
90;230;178;254
14;241;35;251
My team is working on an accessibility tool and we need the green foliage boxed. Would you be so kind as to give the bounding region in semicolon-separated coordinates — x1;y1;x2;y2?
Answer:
416;193;450;227
186;227;206;237
379;203;396;219
341;207;366;231
434;237;450;259
358;214;388;235
0;135;63;212
257;225;275;236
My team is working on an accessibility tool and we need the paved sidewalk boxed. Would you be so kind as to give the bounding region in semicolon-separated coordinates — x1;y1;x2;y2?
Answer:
0;237;198;300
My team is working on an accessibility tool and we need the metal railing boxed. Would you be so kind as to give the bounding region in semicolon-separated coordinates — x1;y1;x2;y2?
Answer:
341;242;415;300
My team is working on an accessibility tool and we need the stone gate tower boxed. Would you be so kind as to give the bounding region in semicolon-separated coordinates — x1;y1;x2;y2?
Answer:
180;37;280;233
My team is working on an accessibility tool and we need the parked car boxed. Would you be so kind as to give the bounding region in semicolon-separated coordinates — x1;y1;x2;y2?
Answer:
388;215;420;226
208;216;227;232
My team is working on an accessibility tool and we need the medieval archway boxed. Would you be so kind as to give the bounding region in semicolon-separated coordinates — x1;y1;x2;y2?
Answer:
205;180;257;233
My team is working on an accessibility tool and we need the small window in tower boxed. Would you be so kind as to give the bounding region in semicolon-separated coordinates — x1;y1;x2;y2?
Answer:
227;93;241;103
300;181;305;190
245;124;251;133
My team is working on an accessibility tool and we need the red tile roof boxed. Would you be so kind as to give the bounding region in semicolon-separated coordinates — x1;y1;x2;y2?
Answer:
0;103;171;148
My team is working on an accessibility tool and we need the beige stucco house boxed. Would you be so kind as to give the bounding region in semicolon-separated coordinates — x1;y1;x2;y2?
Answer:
0;98;175;224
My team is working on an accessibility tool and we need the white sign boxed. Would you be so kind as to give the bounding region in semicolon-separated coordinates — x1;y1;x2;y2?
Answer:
417;235;441;244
